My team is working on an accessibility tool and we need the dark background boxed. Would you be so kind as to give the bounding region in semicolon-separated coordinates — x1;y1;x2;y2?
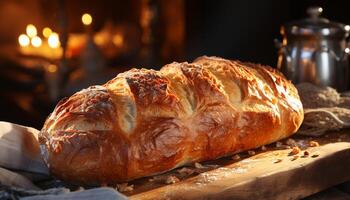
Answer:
184;0;350;66
0;0;349;129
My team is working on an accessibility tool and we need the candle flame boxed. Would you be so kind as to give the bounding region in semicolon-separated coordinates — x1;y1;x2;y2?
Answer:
18;34;30;47
48;33;60;48
43;27;52;38
31;36;42;47
26;24;37;38
112;34;124;47
82;13;92;26
47;64;57;73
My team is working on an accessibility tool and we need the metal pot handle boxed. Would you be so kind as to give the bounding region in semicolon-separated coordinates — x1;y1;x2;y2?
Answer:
316;46;350;62
274;39;291;58
274;38;293;75
319;46;341;61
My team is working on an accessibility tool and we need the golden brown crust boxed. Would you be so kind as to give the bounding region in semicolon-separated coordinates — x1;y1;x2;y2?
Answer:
39;56;303;185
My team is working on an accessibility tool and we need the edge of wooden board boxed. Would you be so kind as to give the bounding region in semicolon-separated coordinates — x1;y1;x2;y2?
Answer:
130;142;350;200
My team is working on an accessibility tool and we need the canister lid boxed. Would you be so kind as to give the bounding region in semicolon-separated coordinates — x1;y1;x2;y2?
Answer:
283;7;349;37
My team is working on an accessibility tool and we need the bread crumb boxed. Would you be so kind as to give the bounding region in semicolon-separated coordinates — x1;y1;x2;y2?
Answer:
274;159;283;163
232;154;241;160
166;175;180;184
309;141;319;147
194;162;206;169
248;150;256;156
289;146;301;156
311;152;320;158
261;145;267;151
116;183;134;192
177;167;195;176
290;155;299;161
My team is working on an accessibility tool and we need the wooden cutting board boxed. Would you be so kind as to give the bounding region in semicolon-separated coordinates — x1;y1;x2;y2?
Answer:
126;130;350;200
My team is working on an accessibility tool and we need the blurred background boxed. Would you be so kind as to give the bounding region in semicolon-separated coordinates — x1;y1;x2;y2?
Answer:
0;0;349;129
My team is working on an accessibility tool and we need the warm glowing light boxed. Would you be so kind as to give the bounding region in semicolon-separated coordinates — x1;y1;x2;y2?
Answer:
82;13;92;26
112;34;124;47
345;25;350;32
43;27;52;38
47;64;57;73
31;36;42;47
346;48;350;54
18;34;30;47
26;24;37;38
48;33;60;48
94;35;105;45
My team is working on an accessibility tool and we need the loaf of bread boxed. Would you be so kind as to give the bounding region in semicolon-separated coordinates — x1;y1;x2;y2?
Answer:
39;56;303;185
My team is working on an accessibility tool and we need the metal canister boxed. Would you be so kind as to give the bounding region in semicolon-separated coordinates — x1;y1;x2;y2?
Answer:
275;7;350;91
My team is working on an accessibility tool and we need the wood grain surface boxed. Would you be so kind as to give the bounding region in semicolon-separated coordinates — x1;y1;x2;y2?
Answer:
127;131;350;200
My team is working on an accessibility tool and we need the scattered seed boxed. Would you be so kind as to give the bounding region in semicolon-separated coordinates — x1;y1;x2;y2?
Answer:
177;167;195;176
290;155;299;161
248;150;256;156
274;159;283;163
165;175;180;184
289;146;301;156
116;183;134;192
261;145;267;151
309;141;319;147
311;154;319;158
232;154;241;160
302;151;310;157
194;162;206;169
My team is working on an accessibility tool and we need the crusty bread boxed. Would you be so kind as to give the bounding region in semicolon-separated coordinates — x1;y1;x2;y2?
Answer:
39;56;303;185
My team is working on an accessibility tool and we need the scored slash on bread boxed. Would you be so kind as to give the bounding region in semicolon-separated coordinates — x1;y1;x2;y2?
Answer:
39;56;303;185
